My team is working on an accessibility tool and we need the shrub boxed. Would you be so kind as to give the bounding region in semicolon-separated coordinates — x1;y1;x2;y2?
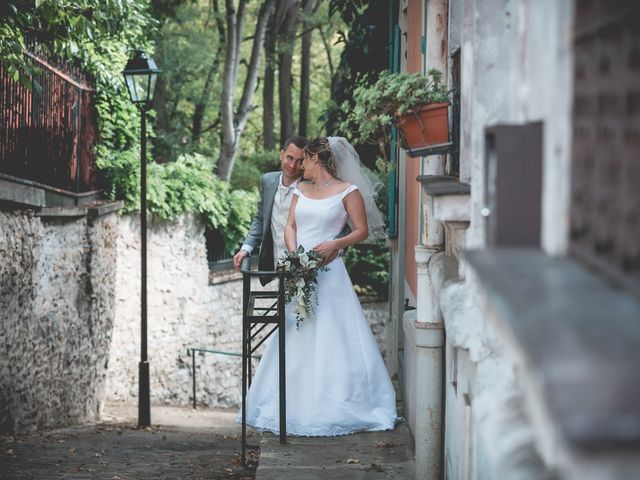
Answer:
344;243;389;300
99;152;258;251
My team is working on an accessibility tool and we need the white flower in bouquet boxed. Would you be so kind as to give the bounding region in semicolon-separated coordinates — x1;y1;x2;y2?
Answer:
296;290;308;320
277;246;328;328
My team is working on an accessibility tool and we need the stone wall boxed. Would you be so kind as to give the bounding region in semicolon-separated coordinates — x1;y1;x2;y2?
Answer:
0;207;389;434
0;208;118;435
105;213;390;409
104;213;243;408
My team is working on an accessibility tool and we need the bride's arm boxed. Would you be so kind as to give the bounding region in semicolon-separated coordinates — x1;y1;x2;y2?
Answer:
312;191;368;259
335;191;368;248
284;195;299;252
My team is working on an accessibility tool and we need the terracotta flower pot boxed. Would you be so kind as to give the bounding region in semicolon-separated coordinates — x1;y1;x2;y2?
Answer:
395;102;450;152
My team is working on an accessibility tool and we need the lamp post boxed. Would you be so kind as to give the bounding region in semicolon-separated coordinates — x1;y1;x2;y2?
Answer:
123;49;160;428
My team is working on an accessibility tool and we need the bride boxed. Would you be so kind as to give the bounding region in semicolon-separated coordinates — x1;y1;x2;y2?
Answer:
244;136;397;436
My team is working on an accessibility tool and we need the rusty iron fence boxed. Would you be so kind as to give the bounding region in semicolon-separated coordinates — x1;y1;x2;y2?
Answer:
0;44;98;193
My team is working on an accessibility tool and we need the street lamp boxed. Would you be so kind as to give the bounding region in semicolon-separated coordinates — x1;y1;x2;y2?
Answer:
123;49;160;428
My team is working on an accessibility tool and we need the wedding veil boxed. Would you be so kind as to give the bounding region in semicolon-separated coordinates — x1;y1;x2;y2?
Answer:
328;136;387;240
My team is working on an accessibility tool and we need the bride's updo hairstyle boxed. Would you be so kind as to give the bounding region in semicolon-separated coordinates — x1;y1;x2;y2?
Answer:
304;137;338;178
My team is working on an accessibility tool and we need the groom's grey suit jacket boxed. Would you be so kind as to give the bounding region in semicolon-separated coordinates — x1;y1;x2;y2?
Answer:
243;171;282;276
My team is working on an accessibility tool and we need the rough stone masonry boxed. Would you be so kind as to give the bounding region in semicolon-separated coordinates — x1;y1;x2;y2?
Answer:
1;209;389;434
105;214;389;410
0;209;118;435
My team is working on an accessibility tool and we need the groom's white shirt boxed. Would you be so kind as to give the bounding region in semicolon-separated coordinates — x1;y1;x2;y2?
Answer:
241;173;298;264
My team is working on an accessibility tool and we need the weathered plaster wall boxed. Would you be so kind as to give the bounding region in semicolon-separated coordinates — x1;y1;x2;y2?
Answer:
0;209;118;435
105;214;389;409
440;0;575;477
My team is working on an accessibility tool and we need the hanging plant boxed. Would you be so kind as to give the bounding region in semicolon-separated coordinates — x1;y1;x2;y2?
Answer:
340;68;450;159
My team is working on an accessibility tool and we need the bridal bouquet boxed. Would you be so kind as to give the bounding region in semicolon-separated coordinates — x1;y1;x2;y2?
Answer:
277;246;328;327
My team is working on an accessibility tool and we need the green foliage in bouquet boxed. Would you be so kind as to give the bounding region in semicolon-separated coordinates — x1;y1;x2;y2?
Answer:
278;246;328;328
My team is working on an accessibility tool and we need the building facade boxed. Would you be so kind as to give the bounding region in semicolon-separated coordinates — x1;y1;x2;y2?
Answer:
386;0;640;478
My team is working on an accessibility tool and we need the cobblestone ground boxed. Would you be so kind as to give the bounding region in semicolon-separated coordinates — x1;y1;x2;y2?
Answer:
0;406;260;480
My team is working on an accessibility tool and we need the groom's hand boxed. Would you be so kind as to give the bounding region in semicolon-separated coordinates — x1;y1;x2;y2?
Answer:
233;249;248;271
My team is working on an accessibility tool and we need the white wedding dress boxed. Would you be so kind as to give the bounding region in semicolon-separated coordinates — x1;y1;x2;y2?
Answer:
243;184;397;436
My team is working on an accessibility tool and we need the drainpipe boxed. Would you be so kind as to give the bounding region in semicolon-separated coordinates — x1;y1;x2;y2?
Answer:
409;244;444;479
411;0;450;473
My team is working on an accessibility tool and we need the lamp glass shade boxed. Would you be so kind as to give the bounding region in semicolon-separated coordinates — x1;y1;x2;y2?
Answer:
123;50;160;105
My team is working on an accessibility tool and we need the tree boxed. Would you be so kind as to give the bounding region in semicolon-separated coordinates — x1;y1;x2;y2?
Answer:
151;0;225;162
217;0;276;181
276;0;300;146
328;0;389;148
191;0;225;143
141;0;343;180
262;9;278;151
298;0;321;137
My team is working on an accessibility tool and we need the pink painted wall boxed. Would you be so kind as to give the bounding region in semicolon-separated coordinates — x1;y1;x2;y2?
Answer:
403;0;424;299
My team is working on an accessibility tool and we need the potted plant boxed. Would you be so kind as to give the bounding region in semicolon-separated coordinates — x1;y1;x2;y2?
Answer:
340;68;450;159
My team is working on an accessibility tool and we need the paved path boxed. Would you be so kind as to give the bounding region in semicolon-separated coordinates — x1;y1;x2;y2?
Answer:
255;422;415;479
0;404;258;480
2;400;415;479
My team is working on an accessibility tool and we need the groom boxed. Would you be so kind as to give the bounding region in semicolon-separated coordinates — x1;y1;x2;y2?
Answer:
233;136;340;279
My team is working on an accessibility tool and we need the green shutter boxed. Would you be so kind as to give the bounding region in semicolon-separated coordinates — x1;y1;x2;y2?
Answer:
387;15;401;238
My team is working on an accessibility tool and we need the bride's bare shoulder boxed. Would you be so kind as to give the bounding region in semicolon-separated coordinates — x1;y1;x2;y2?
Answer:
297;180;314;194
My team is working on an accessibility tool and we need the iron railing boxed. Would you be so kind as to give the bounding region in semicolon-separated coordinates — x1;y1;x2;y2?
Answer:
0;43;98;192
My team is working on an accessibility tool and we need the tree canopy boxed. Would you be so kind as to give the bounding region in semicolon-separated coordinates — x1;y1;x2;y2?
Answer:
1;0;392;281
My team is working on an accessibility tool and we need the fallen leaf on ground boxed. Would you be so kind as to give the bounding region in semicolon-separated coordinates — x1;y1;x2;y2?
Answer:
376;441;397;448
346;458;360;464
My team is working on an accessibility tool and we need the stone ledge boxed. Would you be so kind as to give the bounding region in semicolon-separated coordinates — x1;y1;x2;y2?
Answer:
465;247;640;449
88;200;124;217
0;178;46;207
417;175;470;223
416;175;470;196
34;201;123;219
209;269;242;285
36;206;89;218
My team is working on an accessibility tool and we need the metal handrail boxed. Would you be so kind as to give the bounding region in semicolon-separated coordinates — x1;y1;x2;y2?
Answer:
186;347;261;410
240;256;287;466
240;256;287;278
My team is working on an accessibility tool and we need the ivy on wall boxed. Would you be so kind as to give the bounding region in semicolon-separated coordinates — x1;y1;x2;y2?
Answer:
0;1;257;252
